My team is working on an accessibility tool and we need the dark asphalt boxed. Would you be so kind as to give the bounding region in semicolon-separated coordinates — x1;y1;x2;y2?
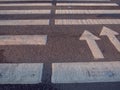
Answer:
0;0;120;90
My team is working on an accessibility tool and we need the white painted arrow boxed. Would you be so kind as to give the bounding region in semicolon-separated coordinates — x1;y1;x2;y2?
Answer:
100;26;120;52
80;30;104;59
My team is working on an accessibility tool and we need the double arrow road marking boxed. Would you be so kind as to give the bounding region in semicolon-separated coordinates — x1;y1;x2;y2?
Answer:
80;26;120;59
0;27;119;59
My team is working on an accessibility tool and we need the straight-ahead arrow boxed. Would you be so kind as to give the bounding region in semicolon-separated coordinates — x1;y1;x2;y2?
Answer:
80;30;104;59
100;26;120;52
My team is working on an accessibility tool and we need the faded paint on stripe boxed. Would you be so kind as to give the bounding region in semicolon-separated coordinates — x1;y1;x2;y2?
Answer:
0;63;43;84
55;19;120;25
0;3;52;6
52;61;120;83
57;3;118;6
0;35;47;45
0;20;49;25
56;10;120;14
0;10;51;14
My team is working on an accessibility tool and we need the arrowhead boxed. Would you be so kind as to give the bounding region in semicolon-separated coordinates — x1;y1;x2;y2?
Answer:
100;26;119;36
80;30;100;40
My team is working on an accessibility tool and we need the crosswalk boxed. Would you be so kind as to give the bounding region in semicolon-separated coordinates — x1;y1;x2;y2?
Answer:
0;0;120;84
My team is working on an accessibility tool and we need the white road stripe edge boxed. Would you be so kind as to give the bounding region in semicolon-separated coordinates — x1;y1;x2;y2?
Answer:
56;10;120;14
52;61;120;83
0;35;47;45
0;10;51;14
0;20;49;25
55;19;120;25
0;63;43;84
0;3;52;6
56;3;118;6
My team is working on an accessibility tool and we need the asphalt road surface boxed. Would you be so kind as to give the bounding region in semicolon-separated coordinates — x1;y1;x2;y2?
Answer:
0;0;120;90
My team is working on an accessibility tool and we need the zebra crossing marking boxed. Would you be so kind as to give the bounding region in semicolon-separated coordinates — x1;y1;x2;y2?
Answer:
0;35;47;45
0;63;43;84
0;3;52;6
52;61;120;83
0;10;51;14
0;20;49;25
56;3;118;6
55;19;120;25
56;10;120;14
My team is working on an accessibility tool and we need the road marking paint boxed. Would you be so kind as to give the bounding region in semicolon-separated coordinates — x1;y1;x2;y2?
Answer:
52;61;120;83
0;63;43;84
56;10;120;14
55;19;120;25
0;10;51;14
0;35;47;45
100;26;120;52
0;0;52;2
57;0;110;1
80;30;104;59
56;3;118;6
0;3;52;6
0;20;49;25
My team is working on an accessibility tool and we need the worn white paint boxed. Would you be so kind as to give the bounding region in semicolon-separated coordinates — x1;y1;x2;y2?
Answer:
100;26;120;52
57;3;118;6
0;0;52;1
0;20;49;25
0;63;43;84
52;61;120;83
80;30;104;59
0;10;51;14
0;35;47;45
55;19;120;25
56;10;120;14
0;3;52;6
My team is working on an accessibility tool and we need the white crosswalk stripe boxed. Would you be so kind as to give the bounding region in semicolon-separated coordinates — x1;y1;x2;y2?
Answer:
56;3;118;6
0;20;49;25
52;61;120;83
0;35;47;45
55;19;120;25
0;10;51;14
0;63;43;84
0;3;52;6
56;10;120;14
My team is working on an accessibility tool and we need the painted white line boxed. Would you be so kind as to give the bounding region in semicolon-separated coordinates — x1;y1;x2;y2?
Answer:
100;26;120;52
0;10;51;14
0;20;49;25
57;0;110;1
0;0;52;1
56;10;120;14
80;30;104;59
57;3;118;6
0;63;43;84
0;35;47;45
55;19;120;25
0;3;52;6
52;61;120;83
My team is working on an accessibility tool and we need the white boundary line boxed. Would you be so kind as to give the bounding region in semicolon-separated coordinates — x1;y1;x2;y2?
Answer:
0;10;51;14
0;63;43;84
0;35;47;45
0;3;52;6
56;3;118;6
0;19;49;25
52;61;120;83
56;10;120;14
55;19;120;25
